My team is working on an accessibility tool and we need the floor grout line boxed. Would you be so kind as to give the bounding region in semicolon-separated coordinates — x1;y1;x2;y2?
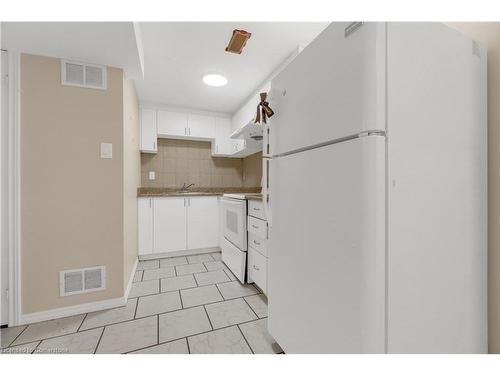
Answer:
202;304;214;331
93;326;106;354
76;313;87;332
242;297;259;319
213;283;225;300
10;303;268;354
133;295;140;319
236;324;255;354
7;324;29;348
31;339;43;354
126;318;262;354
7;291;263;350
179;290;184;309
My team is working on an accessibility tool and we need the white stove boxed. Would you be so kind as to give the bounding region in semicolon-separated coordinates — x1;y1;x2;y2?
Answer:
220;193;260;283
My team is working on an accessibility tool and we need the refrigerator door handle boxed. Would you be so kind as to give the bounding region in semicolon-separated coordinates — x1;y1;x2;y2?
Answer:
263;158;272;226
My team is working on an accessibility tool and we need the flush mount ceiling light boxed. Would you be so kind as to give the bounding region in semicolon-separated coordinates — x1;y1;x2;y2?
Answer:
202;73;228;87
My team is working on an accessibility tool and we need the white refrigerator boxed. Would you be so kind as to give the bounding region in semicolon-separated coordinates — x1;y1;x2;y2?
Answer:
266;22;487;353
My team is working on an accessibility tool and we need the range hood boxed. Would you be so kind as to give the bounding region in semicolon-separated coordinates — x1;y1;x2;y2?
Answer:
230;121;264;141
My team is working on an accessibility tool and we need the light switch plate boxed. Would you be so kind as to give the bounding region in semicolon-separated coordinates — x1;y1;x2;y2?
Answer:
100;143;113;159
149;171;156;180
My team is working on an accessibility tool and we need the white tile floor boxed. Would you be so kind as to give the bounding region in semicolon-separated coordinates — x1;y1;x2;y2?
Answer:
0;251;282;354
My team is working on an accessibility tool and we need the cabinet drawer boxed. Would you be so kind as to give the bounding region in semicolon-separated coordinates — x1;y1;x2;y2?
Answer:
248;232;267;258
248;247;267;294
248;200;266;220
247;215;268;239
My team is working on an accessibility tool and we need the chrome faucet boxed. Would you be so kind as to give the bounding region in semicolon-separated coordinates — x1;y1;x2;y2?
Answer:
179;183;195;192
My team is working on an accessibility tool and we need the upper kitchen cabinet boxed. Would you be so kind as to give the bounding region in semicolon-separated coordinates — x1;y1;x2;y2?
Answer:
139;104;258;158
213;117;233;156
157;110;188;138
140;108;158;153
188;114;215;139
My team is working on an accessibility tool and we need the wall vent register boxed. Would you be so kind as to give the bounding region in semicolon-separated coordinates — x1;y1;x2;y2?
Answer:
59;266;106;296
61;59;107;90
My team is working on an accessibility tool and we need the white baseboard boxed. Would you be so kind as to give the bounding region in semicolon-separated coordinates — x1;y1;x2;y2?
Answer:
124;257;139;300
138;246;220;261
19;257;140;326
19;296;125;325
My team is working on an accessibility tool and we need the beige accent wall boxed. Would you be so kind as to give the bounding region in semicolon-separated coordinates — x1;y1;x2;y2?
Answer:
141;139;245;188
123;79;140;289
243;152;263;188
447;23;500;353
21;54;125;313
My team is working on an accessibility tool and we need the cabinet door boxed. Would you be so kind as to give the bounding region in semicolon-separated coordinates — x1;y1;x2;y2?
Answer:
188;114;215;139
214;117;231;155
154;197;187;253
187;196;219;250
138;198;154;255
140;108;157;153
157;110;188;137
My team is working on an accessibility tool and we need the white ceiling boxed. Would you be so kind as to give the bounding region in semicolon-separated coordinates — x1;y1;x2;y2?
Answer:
1;22;144;79
2;22;328;114
136;22;329;113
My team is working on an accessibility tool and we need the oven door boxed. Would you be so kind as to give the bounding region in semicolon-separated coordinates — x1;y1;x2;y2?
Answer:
221;197;247;251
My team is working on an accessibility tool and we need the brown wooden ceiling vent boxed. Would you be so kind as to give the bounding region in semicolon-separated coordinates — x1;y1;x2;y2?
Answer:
225;29;252;54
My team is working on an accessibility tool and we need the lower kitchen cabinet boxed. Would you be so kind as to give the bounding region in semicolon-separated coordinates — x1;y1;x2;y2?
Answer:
248;247;268;294
247;204;269;294
138;197;154;255
138;196;219;256
154;197;187;253
187;196;219;250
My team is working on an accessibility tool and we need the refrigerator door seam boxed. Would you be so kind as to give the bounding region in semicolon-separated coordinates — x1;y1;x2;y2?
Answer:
273;130;386;158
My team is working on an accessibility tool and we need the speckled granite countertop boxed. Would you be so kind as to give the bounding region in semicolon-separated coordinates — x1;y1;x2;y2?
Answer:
138;187;261;197
245;194;263;201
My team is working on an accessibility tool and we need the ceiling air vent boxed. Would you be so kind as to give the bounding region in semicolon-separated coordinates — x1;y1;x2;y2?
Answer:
225;29;252;54
61;60;107;90
59;266;106;296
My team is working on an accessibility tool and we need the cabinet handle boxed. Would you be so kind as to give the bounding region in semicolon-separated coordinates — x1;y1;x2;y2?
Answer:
253;240;261;246
149;198;152;208
252;225;258;229
153;141;156;150
253;265;260;271
253;207;260;211
185;128;187;135
189;128;191;136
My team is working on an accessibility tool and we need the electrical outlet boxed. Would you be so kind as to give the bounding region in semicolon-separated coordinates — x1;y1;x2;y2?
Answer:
149;171;156;180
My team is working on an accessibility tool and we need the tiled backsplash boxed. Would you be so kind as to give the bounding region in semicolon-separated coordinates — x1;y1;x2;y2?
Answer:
141;139;247;188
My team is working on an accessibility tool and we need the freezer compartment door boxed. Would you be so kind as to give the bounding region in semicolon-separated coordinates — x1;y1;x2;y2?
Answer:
270;22;386;156
268;135;386;353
